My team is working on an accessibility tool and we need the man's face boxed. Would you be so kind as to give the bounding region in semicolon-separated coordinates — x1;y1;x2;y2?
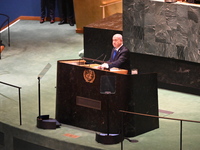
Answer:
112;36;122;48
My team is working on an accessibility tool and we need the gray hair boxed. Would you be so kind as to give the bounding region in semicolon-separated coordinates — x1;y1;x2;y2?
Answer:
113;34;123;40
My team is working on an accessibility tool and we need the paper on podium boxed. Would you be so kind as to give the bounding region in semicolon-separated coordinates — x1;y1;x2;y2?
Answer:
110;67;128;75
110;68;119;71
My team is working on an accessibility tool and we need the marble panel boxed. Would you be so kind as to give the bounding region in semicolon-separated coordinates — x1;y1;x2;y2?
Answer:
123;0;200;63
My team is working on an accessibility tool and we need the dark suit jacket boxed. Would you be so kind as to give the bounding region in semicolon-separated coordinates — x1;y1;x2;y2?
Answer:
107;45;130;71
0;42;5;47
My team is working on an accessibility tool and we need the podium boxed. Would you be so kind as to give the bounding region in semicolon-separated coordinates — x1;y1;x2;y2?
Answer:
55;59;159;137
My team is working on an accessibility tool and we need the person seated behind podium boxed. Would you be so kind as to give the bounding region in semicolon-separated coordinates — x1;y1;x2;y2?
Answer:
98;34;130;71
0;40;5;53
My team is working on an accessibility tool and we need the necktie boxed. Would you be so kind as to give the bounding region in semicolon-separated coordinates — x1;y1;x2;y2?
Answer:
112;50;117;60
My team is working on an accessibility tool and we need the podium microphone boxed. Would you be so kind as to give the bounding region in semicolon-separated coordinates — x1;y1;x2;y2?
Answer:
92;53;105;63
102;55;107;62
96;53;105;60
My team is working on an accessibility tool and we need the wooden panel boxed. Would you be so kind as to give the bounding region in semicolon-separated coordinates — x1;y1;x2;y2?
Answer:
73;0;122;33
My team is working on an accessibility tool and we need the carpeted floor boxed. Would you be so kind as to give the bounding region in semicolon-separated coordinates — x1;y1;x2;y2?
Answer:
0;20;200;150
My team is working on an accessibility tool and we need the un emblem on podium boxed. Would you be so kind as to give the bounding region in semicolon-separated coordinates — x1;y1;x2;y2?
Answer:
83;69;95;83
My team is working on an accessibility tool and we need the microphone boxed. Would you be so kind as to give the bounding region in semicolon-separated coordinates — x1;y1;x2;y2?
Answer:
102;55;107;62
83;53;105;64
92;53;105;63
95;53;105;60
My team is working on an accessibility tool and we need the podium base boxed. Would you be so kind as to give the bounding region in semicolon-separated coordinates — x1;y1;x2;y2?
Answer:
95;133;123;144
37;115;61;129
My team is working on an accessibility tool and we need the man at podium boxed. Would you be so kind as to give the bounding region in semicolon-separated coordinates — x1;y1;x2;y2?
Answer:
98;34;130;72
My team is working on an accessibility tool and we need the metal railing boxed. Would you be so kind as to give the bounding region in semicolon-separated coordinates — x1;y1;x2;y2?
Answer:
119;110;200;150
0;14;10;45
0;81;22;125
0;13;10;59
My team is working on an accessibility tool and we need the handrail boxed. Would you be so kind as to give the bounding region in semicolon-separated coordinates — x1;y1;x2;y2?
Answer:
119;110;200;123
0;13;11;59
0;13;10;34
0;81;22;125
0;81;21;89
119;110;200;150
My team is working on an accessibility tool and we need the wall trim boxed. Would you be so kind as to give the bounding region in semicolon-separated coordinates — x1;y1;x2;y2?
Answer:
1;16;60;31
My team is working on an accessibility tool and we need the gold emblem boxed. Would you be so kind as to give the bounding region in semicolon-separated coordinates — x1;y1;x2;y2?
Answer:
83;69;95;83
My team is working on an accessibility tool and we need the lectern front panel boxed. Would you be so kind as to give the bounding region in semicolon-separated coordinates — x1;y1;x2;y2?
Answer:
56;60;129;133
56;59;159;136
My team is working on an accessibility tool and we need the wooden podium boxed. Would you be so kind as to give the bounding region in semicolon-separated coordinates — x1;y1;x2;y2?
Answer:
56;59;159;137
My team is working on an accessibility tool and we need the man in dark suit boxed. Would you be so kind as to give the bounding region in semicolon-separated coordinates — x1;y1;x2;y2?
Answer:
57;0;75;26
40;0;55;23
98;34;130;71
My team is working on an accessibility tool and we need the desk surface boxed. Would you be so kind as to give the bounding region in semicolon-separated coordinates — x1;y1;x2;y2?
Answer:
59;59;128;75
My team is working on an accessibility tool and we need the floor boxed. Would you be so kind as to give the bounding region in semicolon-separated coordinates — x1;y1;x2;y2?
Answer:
0;20;200;150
